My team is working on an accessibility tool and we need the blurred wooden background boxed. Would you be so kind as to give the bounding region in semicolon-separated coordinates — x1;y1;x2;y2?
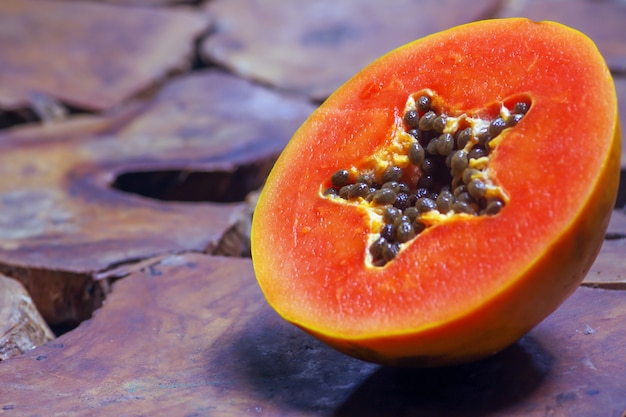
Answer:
0;0;625;416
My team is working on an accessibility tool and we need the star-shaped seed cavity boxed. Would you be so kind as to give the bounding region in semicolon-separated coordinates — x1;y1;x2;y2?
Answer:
322;91;530;267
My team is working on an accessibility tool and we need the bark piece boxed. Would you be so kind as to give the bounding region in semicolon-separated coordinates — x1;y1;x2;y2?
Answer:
0;0;209;111
202;0;501;101
0;274;54;361
584;209;626;288
0;254;625;416
497;0;626;73
0;70;314;326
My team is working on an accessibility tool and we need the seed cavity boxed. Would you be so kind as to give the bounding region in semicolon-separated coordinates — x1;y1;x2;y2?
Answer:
322;91;530;267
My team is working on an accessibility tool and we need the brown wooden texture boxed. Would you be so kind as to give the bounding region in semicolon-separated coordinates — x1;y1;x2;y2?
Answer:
0;70;314;326
614;77;626;168
498;0;626;73
585;210;626;288
202;0;502;101
0;254;625;417
0;1;625;415
0;275;53;361
0;0;209;111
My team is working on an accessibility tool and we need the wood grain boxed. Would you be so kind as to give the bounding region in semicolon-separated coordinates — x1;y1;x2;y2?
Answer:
1;254;625;416
0;275;53;361
202;0;501;101
0;70;314;326
0;0;209;111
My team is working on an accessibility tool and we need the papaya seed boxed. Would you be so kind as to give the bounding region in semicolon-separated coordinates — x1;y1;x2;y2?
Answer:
331;169;351;187
419;111;437;131
322;93;527;266
403;109;420;128
416;95;432;112
408;142;426;166
382;165;403;183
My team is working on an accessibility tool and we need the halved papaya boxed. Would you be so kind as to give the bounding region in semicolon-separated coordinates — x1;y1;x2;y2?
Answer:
251;18;621;366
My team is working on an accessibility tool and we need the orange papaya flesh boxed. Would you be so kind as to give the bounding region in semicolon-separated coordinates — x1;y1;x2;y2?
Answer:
251;18;621;366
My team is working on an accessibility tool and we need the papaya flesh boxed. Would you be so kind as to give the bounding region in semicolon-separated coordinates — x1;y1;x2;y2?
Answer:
251;18;621;367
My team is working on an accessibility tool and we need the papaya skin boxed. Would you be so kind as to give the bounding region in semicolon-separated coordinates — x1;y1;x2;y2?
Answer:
251;18;621;366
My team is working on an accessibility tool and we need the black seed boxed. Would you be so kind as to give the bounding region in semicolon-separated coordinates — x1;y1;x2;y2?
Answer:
476;130;491;148
393;214;410;228
394;192;411;210
455;191;472;204
421;158;436;175
369;237;386;259
513;101;529;115
323;187;337;196
383;206;402;223
355;173;374;186
339;184;353;199
488;116;507;137
408;128;422;141
395;220;415;243
382;166;403;183
415;197;437;213
426;138;439;155
436;190;455;213
381;241;400;262
467;178;487;199
331;169;350;187
416;175;434;189
453;184;467;195
462;168;480;185
452;201;474;214
419;111;437;131
349;182;370;199
417;95;432;112
404;206;420;221
433;115;447;133
436;133;455;156
404;109;420;128
507;112;524;127
415;187;430;198
409;142;426;166
380;223;394;240
413;219;426;234
486;199;504;215
450;150;469;175
372;188;397;205
397;182;411;194
456;127;472;149
382;181;400;193
468;147;487;160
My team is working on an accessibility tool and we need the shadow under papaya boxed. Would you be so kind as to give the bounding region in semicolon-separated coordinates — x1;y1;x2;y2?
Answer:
210;300;552;416
334;334;553;417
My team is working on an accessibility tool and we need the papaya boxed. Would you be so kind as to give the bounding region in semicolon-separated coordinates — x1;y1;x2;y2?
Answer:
251;18;621;366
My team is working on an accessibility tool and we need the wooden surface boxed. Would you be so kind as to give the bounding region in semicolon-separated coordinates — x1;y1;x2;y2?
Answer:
1;254;626;416
0;69;313;326
0;275;53;360
0;0;625;416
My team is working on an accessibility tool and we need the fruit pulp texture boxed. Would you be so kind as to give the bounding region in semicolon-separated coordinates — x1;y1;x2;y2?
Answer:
252;19;619;346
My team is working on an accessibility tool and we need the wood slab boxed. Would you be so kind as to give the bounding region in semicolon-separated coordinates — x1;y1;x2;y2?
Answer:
614;77;626;168
0;0;209;111
0;254;625;416
202;0;501;101
585;209;626;288
0;69;314;326
0;275;53;361
497;0;626;74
